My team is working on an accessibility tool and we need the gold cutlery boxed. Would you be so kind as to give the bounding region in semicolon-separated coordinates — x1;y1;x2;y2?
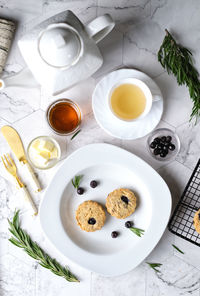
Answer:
1;125;41;192
1;154;38;215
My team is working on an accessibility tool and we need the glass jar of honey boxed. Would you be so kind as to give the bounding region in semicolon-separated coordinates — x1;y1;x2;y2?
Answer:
46;99;81;135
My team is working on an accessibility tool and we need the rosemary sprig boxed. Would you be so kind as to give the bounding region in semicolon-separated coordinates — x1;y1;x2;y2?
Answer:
146;262;162;273
8;211;79;282
158;29;200;122
172;244;184;254
71;175;83;189
129;227;145;237
71;129;81;140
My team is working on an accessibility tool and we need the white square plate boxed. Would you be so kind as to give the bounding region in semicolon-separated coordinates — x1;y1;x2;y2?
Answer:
39;143;171;276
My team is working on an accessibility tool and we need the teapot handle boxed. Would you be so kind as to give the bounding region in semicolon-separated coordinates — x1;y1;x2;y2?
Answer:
85;14;115;43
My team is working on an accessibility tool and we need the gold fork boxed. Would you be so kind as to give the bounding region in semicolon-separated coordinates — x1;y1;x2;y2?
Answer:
1;154;38;215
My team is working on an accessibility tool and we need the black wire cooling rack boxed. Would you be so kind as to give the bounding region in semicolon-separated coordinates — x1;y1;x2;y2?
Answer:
168;159;200;246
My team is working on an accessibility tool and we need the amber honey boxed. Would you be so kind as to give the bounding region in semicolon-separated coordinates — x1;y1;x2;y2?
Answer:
47;99;81;135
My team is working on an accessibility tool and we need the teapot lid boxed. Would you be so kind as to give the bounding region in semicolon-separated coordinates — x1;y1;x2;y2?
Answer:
38;23;83;68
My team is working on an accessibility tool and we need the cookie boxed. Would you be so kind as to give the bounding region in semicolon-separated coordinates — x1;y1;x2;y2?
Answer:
76;200;106;232
193;209;200;234
106;188;136;219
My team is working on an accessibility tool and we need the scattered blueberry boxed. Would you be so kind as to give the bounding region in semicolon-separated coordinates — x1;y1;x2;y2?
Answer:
90;180;98;188
121;195;129;204
111;231;119;238
77;187;84;195
88;218;96;225
150;141;157;149
168;144;175;151
198;213;200;220
125;221;133;228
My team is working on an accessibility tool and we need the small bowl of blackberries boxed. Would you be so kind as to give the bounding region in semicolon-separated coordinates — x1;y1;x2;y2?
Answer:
147;128;180;161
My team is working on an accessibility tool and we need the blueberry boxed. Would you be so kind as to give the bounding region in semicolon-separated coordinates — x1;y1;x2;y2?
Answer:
111;231;118;238
160;152;167;158
198;213;200;220
157;144;164;150
153;148;160;155
164;142;170;147
154;137;160;143
150;141;157;149
88;218;96;225
161;136;166;142
168;144;175;151
121;195;129;204
163;145;168;152
90;180;98;188
166;136;172;143
77;187;84;195
125;221;133;228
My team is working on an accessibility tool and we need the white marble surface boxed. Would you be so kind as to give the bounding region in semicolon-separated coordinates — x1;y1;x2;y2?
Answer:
0;1;200;295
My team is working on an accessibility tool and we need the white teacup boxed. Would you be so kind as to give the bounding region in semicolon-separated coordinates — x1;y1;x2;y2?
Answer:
108;78;160;122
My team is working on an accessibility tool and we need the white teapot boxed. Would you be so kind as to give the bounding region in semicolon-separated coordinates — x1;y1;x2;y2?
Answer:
0;10;114;95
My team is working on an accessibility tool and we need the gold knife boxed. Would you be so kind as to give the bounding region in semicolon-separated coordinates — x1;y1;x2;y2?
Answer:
1;125;41;192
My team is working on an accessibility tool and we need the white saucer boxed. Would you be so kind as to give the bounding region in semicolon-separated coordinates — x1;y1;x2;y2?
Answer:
92;69;163;140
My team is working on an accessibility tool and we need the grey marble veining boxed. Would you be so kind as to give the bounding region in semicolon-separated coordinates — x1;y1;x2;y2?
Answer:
91;264;146;296
158;161;192;211
123;20;164;77
154;72;193;127
0;87;40;123
0;0;200;295
146;255;200;296
0;254;36;296
43;0;97;23
97;0;151;33
176;121;200;171
93;28;123;79
174;233;200;270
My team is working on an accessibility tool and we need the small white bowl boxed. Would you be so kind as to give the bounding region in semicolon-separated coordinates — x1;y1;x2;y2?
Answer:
27;136;61;170
147;128;180;162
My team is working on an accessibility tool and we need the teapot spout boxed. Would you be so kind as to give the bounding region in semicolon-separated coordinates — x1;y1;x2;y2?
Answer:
0;67;39;90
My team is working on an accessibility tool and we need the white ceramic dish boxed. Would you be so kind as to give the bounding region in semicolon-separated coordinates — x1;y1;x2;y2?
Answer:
27;136;61;170
92;69;163;140
39;143;171;276
147;128;181;162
